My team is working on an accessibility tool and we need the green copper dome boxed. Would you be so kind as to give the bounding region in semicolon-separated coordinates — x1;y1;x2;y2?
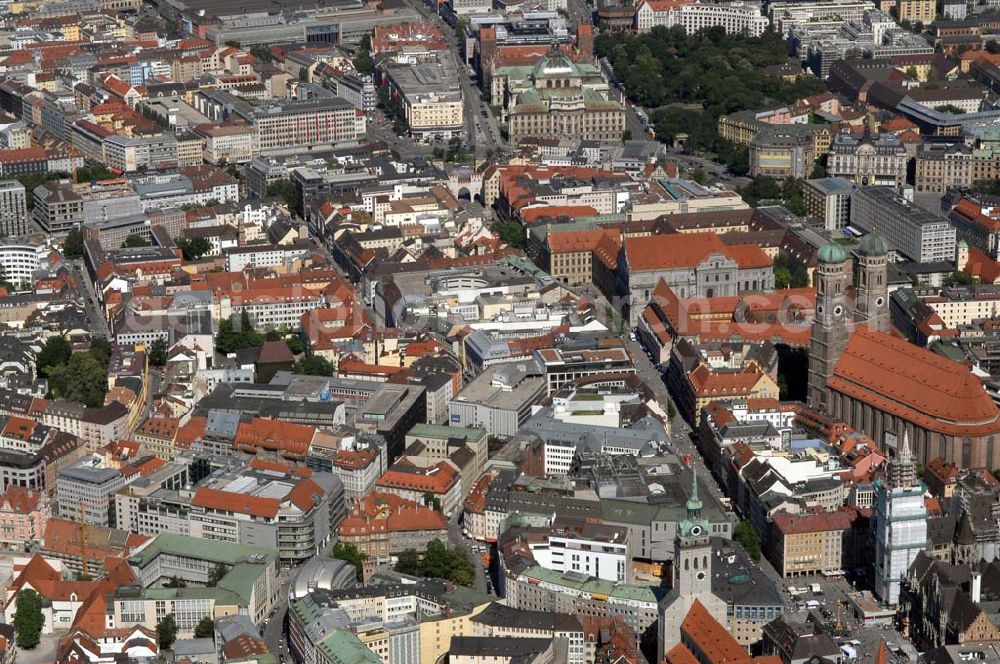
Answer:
857;233;889;257
817;241;848;264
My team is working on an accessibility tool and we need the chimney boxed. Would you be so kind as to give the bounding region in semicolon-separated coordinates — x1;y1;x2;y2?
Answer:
972;570;982;604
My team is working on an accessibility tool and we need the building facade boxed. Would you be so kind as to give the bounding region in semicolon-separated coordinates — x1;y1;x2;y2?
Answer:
827;132;908;186
508;52;625;144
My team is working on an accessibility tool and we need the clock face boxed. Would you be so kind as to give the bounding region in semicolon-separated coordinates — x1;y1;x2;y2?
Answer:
697;571;707;581
690;525;703;537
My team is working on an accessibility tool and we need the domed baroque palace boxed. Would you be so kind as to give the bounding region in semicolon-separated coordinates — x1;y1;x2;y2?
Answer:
807;234;1000;467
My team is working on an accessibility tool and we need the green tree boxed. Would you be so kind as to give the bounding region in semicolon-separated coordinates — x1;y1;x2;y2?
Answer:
250;44;274;63
734;521;762;562
934;104;965;115
89;337;113;367
36;335;72;378
333;541;368;582
13;589;43;649
774;263;791;290
774;252;809;289
215;315;264;355
148;339;168;367
353;34;374;74
177;237;211;261
785;193;807;216
156;613;178;650
987;40;1000;54
489;219;525;249
208;563;228;587
163;576;186;588
47;351;109;407
75;163;116;183
739;175;782;206
122;233;150;248
294;355;334;376
193;616;215;639
975;179;1000;196
395;549;420;575
945;271;975;286
63;227;85;259
286;335;305;354
422;539;450;579
447;547;476;586
266;179;301;217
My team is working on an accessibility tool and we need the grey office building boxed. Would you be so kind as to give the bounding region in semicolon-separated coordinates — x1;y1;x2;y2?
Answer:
850;186;956;263
0;180;27;236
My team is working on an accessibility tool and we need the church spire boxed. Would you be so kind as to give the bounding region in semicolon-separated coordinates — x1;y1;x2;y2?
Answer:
889;431;917;489
687;468;703;519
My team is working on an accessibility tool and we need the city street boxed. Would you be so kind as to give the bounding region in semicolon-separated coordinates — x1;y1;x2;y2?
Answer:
71;258;110;338
263;573;292;660
447;513;488;594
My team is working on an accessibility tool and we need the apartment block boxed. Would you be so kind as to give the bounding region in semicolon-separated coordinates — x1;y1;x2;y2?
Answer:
252;97;366;155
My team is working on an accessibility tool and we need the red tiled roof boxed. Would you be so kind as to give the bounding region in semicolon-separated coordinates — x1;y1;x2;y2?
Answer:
191;487;280;519
772;507;860;535
377;459;458;495
954;198;1000;233
233;418;315;458
0;486;42;514
828;326;1000;437
679;599;772;664
338;492;447;537
174;416;207;448
665;645;701;664
624;232;771;271
963;247;1000;284
688;363;770;398
547;228;606;254
522;205;599;223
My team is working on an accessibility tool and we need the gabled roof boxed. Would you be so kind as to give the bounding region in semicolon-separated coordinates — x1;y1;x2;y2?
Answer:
624;232;771;271
828;326;1000;436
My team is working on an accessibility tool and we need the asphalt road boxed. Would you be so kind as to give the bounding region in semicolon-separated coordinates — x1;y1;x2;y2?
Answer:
565;0;594;28
448;512;488;594
71;258;110;338
263;572;292;662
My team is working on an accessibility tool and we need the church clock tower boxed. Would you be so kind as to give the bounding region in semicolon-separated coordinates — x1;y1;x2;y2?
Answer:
675;469;712;597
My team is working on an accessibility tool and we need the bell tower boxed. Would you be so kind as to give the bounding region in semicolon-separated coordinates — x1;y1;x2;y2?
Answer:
674;469;712;598
855;233;890;333
808;242;851;412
